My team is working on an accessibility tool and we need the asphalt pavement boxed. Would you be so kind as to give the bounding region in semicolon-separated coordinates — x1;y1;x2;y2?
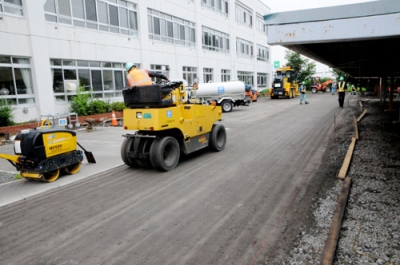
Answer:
0;93;352;265
0;126;129;207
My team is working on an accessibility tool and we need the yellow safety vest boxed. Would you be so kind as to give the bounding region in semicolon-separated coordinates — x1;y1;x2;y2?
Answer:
127;69;152;87
338;81;346;92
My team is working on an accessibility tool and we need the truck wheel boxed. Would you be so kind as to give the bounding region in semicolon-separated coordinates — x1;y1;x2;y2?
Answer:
311;88;317;93
325;87;331;92
150;136;180;171
221;100;233;112
121;137;139;168
209;124;226;151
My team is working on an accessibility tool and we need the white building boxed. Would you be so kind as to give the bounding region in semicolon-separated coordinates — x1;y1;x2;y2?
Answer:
0;0;271;123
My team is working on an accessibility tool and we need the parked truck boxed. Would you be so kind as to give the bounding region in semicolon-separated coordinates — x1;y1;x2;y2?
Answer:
190;81;251;112
270;66;299;99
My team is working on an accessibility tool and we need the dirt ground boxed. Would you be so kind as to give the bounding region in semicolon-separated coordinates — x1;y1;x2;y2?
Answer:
268;95;400;264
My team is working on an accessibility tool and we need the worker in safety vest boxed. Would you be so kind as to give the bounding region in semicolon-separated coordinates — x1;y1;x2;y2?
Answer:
331;80;337;95
299;81;309;105
125;63;169;87
337;76;347;108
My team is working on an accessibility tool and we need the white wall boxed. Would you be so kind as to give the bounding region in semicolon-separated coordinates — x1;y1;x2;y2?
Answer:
1;0;272;123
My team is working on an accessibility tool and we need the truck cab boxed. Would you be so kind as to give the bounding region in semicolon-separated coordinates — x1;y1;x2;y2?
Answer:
270;67;299;99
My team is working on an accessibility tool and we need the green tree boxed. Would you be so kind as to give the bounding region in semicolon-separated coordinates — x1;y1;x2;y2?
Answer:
70;87;92;116
284;51;316;85
331;69;350;81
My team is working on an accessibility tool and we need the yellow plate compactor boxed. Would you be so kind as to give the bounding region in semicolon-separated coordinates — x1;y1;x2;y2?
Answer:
0;121;89;182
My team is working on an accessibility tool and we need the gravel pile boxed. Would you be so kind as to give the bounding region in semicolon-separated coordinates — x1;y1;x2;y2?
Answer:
285;97;400;265
0;170;17;184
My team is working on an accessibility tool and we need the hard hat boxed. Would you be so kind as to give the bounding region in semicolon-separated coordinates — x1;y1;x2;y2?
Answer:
339;76;344;81
125;63;136;72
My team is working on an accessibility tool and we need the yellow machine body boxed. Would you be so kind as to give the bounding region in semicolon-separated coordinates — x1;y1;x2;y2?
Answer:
270;66;300;99
0;125;84;182
41;131;77;158
123;104;222;138
121;81;226;171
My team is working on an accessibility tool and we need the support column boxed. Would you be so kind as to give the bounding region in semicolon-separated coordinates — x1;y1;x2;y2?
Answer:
386;75;395;112
24;1;55;117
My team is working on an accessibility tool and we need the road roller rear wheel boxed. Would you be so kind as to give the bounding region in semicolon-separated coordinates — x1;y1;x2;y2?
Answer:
40;169;60;182
150;136;180;171
63;163;81;175
121;137;139;167
136;138;154;169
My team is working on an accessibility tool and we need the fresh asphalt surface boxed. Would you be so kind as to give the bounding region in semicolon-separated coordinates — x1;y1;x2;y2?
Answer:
0;93;349;265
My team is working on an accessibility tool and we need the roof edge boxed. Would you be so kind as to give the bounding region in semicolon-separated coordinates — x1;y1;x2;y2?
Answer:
264;0;400;25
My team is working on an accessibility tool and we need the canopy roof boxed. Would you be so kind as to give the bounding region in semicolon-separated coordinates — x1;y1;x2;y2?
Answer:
264;0;400;77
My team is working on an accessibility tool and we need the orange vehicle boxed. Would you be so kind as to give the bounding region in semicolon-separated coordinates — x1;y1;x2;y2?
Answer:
245;84;259;102
310;77;334;93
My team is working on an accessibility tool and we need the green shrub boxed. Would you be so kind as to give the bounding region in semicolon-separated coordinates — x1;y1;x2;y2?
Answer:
89;100;111;114
70;87;92;116
110;101;126;111
0;98;14;126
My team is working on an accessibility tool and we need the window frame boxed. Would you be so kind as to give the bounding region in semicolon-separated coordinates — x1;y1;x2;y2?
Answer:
50;58;126;102
237;70;254;86
0;55;35;106
44;0;138;37
202;26;229;53
203;68;213;83
148;8;196;47
0;0;23;17
182;66;198;87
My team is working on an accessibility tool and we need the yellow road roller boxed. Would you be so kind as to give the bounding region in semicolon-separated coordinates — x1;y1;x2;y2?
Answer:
0;120;90;182
121;81;226;171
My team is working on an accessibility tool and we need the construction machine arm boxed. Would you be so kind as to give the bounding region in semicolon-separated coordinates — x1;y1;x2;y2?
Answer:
0;153;20;168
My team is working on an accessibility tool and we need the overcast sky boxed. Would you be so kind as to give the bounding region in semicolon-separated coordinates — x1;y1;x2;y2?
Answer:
261;0;376;76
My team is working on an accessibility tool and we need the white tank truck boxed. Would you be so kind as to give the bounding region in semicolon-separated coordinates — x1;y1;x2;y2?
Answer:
189;81;251;112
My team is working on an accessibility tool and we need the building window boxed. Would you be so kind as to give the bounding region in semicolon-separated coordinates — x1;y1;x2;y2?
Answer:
203;68;213;83
201;0;229;16
237;71;253;85
202;26;229;53
182;66;197;86
257;45;269;62
50;59;126;102
0;56;35;105
148;9;196;47
235;2;252;28
44;0;138;37
0;0;23;16
257;73;268;88
150;64;169;83
236;38;253;58
256;14;267;34
221;69;230;82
